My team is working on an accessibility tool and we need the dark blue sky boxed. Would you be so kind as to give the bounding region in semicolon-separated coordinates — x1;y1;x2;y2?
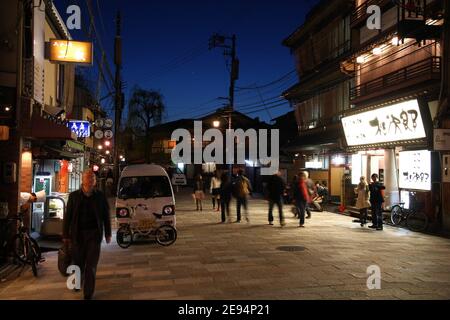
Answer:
57;0;319;124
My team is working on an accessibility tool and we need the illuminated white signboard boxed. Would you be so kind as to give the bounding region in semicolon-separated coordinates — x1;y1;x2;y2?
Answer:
351;154;362;185
342;100;426;146
399;150;431;191
305;161;323;169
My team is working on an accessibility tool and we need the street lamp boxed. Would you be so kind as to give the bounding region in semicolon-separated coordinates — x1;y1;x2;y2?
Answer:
97;145;103;150
213;120;220;128
106;150;110;155
101;158;106;164
104;140;111;147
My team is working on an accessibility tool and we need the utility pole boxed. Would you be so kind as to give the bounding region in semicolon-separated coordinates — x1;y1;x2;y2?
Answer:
113;11;123;189
209;33;239;175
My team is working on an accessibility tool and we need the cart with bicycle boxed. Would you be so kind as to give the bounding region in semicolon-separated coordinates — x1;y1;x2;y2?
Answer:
116;203;177;248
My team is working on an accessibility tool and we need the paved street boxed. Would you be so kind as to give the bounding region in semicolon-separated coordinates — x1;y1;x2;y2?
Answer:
1;190;450;300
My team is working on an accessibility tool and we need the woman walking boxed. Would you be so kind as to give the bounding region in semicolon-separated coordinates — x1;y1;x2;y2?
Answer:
219;173;232;223
210;171;222;211
355;176;371;227
193;174;205;211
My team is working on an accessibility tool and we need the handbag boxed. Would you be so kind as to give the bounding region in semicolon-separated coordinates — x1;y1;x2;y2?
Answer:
57;243;72;277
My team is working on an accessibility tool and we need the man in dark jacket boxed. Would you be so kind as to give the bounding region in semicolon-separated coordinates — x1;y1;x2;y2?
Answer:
368;173;385;231
63;169;112;300
267;171;285;226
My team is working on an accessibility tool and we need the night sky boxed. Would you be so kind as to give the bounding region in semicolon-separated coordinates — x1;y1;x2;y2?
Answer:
56;0;319;124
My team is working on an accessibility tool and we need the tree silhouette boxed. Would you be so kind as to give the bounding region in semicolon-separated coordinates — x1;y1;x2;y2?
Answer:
127;86;165;163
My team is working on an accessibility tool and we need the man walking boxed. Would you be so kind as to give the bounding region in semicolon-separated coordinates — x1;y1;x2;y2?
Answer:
267;171;285;226
368;173;385;231
63;169;112;300
233;169;252;223
294;172;310;227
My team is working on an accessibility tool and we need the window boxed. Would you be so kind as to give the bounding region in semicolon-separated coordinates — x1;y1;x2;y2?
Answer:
118;176;172;199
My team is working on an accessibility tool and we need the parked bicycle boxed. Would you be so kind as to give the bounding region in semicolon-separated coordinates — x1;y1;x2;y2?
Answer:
390;194;429;232
4;213;42;276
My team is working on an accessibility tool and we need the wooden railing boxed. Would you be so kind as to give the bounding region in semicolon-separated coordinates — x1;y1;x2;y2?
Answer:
350;56;441;101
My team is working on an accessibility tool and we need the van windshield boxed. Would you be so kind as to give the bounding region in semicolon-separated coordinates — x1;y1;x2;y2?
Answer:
118;176;172;199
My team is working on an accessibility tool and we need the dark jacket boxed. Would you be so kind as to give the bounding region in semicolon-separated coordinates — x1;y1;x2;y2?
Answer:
63;189;112;244
369;181;385;204
219;181;233;202
266;175;285;201
193;179;205;192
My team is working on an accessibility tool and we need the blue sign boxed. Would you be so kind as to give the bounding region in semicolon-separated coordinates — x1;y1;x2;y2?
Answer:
68;120;91;138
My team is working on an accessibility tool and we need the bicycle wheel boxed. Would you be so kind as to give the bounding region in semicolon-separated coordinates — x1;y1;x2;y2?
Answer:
390;205;403;225
116;226;133;249
13;234;28;264
29;237;41;262
407;211;429;232
155;225;177;246
29;251;38;277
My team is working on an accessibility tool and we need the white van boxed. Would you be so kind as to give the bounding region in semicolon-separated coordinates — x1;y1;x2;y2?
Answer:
115;164;176;228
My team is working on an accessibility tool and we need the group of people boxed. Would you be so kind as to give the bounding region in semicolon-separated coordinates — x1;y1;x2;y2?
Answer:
354;173;386;231
192;169;324;228
265;171;317;227
192;169;252;223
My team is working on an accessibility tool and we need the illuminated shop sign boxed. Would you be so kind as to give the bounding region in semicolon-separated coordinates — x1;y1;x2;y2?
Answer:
305;161;323;169
48;39;93;65
68;120;91;138
398;150;431;191
341;100;426;147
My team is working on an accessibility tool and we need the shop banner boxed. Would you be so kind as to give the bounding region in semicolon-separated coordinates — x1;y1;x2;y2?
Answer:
342;100;426;147
398;150;431;191
433;129;450;151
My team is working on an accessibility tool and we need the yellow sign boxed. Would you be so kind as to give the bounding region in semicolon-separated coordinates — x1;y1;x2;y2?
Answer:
48;39;93;65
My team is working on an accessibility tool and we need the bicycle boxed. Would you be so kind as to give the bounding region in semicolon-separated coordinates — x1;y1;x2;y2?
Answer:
116;212;177;249
390;196;429;232
7;213;42;276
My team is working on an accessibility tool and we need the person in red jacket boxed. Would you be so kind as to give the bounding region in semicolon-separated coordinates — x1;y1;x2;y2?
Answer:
293;172;310;227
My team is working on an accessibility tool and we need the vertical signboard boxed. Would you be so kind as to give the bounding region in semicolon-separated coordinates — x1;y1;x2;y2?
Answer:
398;150;431;191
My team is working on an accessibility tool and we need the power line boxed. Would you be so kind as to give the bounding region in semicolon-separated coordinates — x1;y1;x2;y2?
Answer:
95;0;108;37
234;73;297;102
245;102;291;115
236;69;296;90
140;45;209;82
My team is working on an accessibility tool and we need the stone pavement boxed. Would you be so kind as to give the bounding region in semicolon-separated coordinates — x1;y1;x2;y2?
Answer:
1;189;450;300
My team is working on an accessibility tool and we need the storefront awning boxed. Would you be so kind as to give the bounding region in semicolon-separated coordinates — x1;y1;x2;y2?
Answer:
38;145;79;160
31;113;75;140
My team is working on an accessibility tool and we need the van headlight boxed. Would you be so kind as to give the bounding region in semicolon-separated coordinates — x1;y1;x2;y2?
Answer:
162;205;175;215
116;208;130;218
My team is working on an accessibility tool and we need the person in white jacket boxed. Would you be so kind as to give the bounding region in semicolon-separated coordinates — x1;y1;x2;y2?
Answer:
354;176;371;227
210;171;222;211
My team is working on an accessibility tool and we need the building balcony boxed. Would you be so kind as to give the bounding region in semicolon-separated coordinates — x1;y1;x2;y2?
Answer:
350;56;441;104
